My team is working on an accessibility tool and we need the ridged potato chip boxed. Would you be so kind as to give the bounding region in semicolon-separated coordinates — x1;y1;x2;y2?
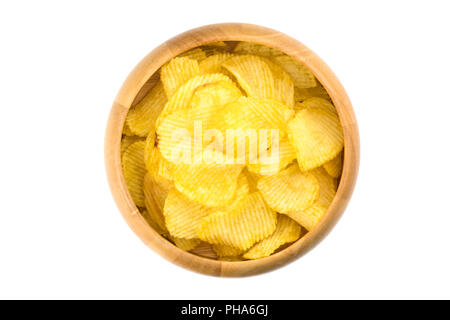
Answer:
190;80;242;110
140;207;168;236
173;151;244;207
122;122;134;136
126;81;167;137
222;55;275;99
122;141;147;207
144;131;174;181
264;58;294;107
213;244;244;258
198;53;233;74
323;152;343;178
172;237;201;251
243;169;261;192
243;215;301;259
273;55;316;88
143;173;171;234
257;163;319;213
287;168;336;230
157;73;233;123
197;192;277;250
164;188;215;239
288;107;344;171
302;97;336;114
294;83;331;102
234;42;283;57
160;57;200;98
247;137;296;175
179;48;207;61
121;135;143;156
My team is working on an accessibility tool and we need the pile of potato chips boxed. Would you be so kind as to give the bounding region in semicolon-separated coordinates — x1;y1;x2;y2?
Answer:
121;41;344;260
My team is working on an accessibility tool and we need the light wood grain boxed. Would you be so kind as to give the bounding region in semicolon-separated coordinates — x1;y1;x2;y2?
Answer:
105;23;360;277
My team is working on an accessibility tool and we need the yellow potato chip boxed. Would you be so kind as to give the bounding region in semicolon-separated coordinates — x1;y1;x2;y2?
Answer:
287;167;336;230
302;97;336;114
288;107;344;171
190;80;242;110
323;152;343;178
198;53;233;74
122;122;134;136
243;215;301;259
157;73;233;122
257;163;319;213
198;192;277;250
121;135;143;157
247;137;296;175
293;101;306;113
144;130;174;181
172;237;201;251
263;58;294;107
234;42;283;57
160;57;200;98
122;141;146;207
212;244;244;258
126;81;167;137
179;48;207;61
140;207;168;236
294;83;331;102
173;150;244;207
156;100;227;163
273;55;316;88
164;188;215;239
143;173;171;234
222;55;275;99
243;168;261;192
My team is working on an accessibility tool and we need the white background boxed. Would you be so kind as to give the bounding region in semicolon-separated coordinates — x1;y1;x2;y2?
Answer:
1;0;449;299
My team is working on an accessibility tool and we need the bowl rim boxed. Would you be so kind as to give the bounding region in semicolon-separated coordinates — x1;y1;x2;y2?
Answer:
105;22;360;277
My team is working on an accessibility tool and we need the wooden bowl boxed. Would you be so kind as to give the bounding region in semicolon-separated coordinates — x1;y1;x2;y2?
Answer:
105;23;359;277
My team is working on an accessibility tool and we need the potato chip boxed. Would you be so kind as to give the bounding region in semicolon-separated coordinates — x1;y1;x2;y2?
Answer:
121;135;143;156
288;107;344;171
257;163;319;213
143;173;171;234
243;215;301;259
173;150;244;207
247;137;296;175
294;83;331;102
263;58;294;107
287;167;336;230
197;192;277;250
156;100;227;164
323;152;343;178
302;97;336;114
198;53;233;74
122;122;134;136
293;101;306;113
172;237;201;251
243;168;261;192
190;80;241;110
222;55;275;99
212;244;244;258
140;207;168;236
157;73;233;122
126;81;167;137
163;188;215;239
144;130;174;181
122;141;146;207
160;57;200;98
273;55;316;88
179;48;207;61
234;42;283;57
